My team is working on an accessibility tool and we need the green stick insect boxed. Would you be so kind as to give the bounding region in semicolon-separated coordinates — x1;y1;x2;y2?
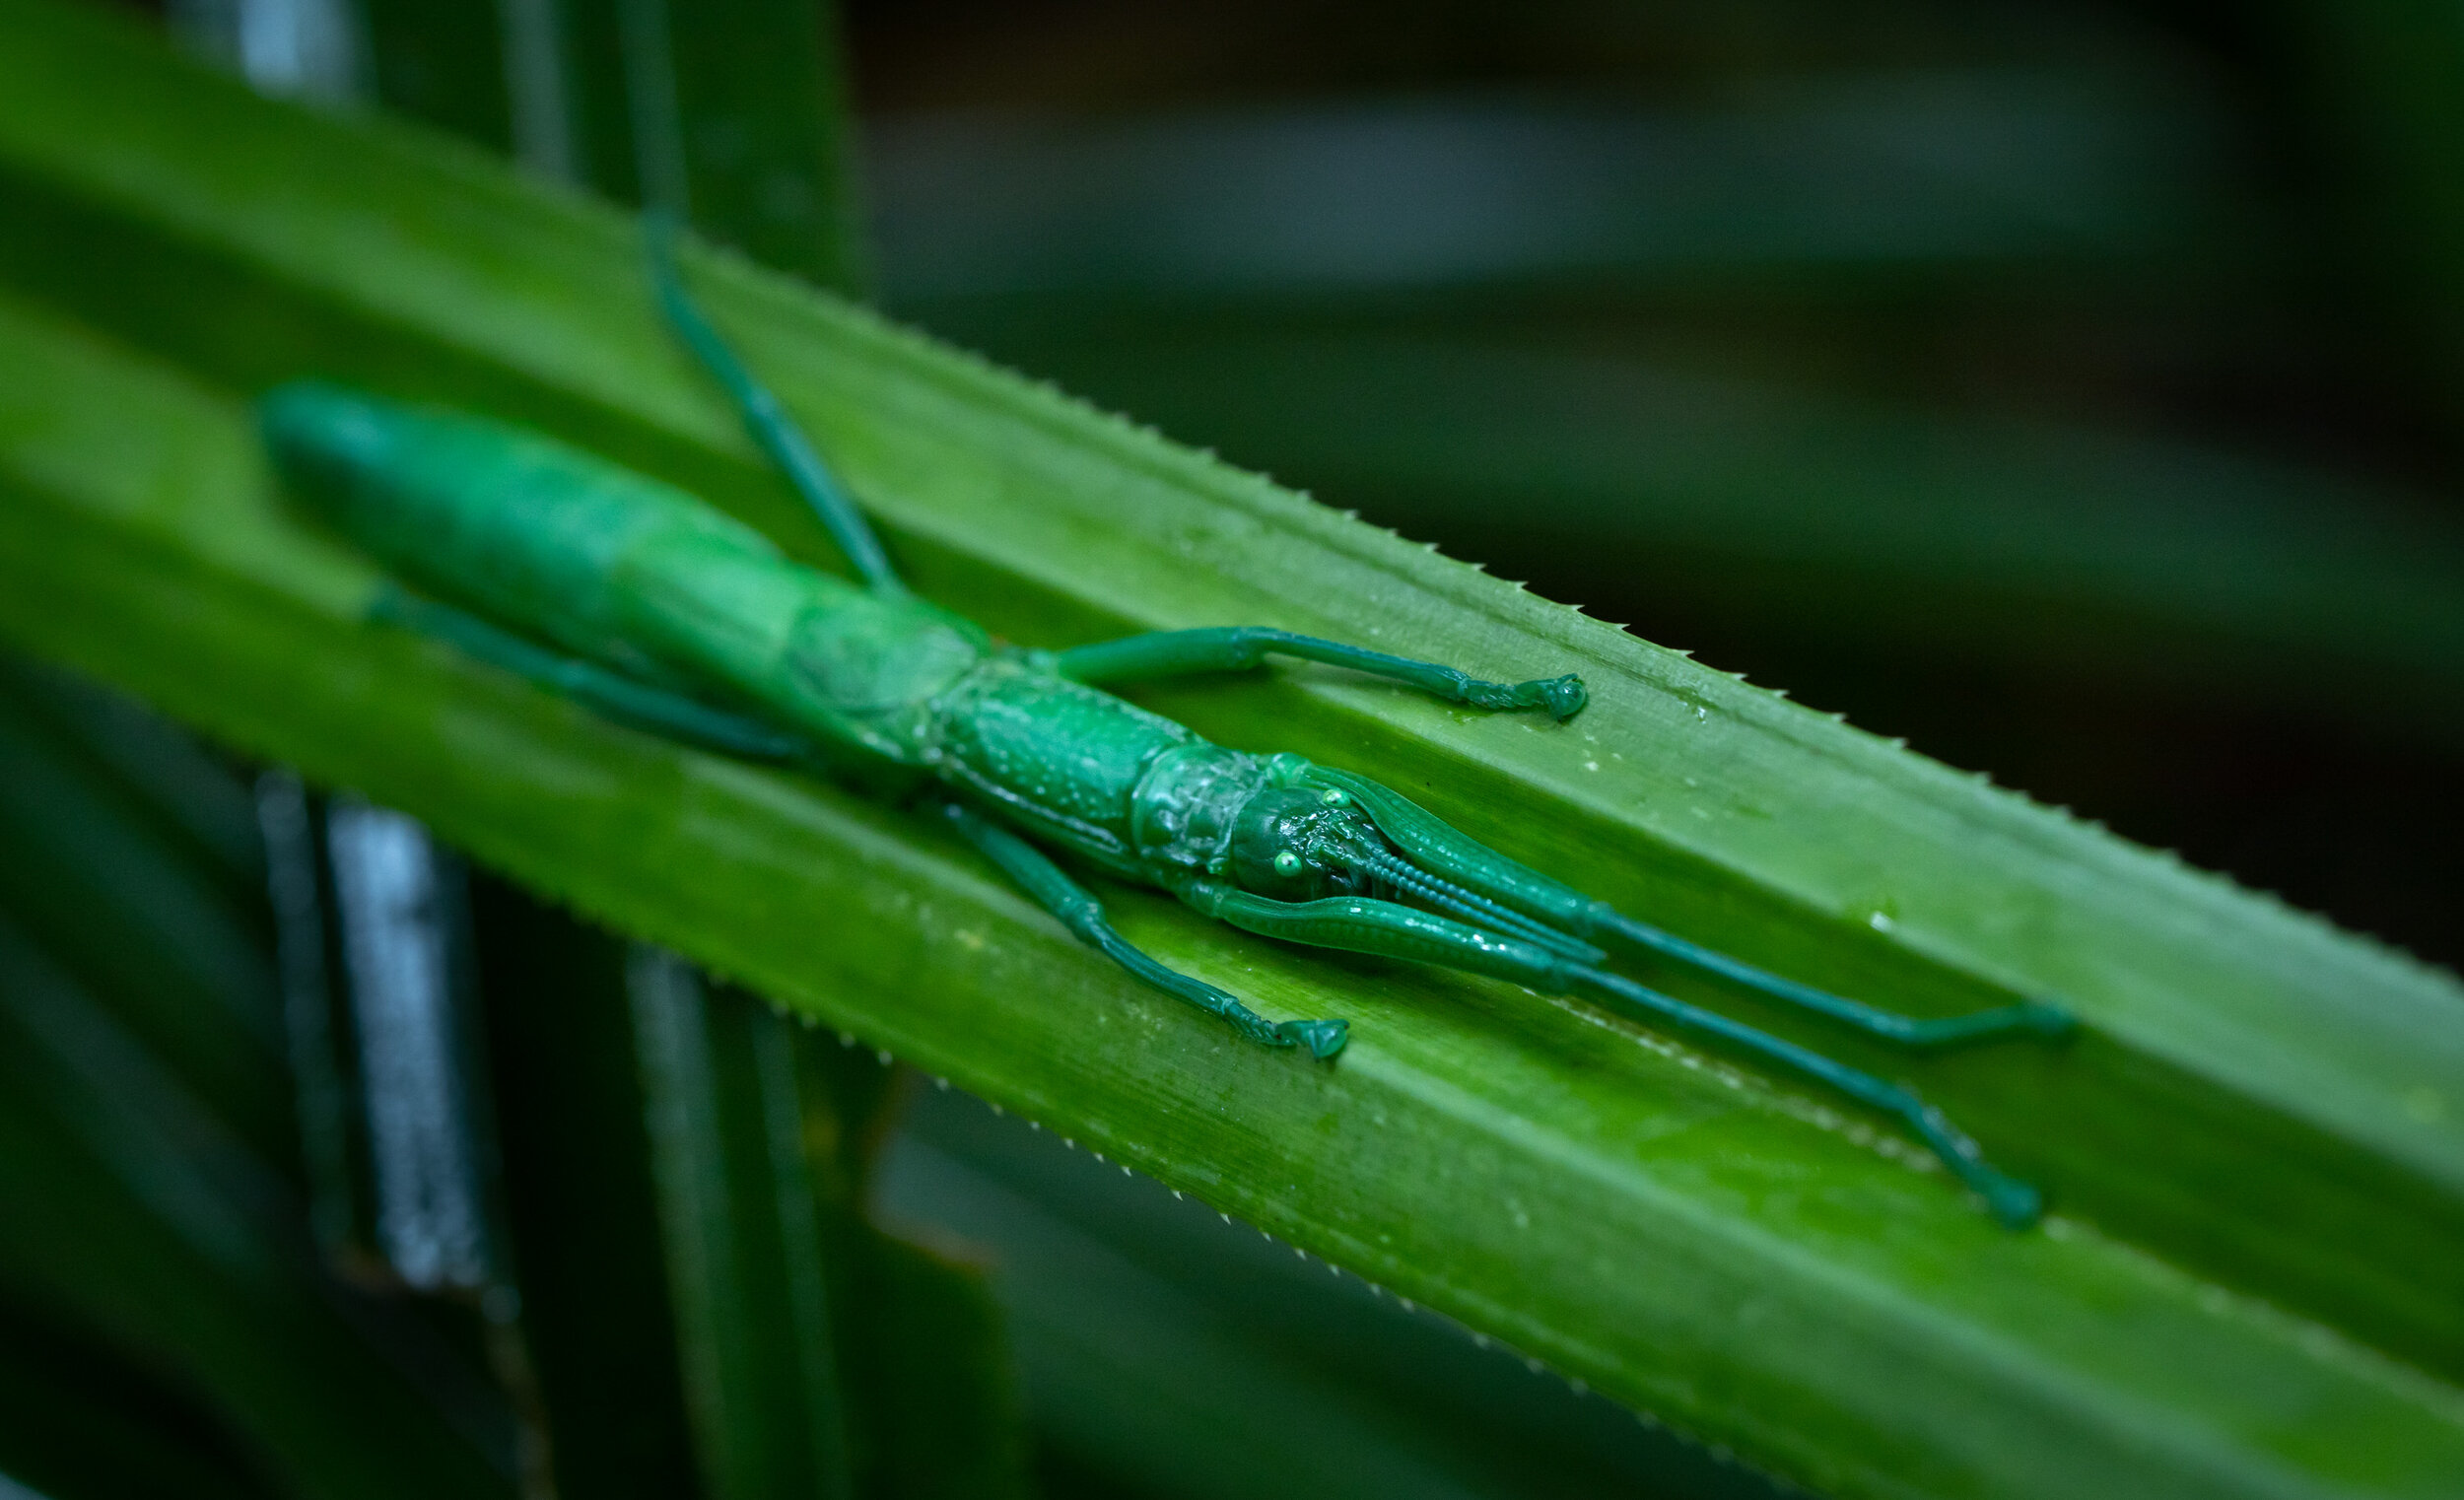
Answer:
261;219;2072;1228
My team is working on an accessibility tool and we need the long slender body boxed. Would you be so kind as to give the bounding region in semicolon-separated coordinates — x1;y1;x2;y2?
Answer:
258;221;2073;1227
271;385;1328;879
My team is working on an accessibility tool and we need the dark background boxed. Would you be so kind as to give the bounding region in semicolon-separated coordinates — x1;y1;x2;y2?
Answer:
840;0;2464;972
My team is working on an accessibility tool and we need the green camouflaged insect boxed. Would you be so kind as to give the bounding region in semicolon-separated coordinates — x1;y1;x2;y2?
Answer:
260;217;2071;1228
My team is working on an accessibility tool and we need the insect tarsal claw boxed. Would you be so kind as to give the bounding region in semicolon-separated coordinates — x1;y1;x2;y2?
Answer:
1980;1174;2046;1232
1534;673;1588;720
1279;1017;1351;1058
1467;672;1589;719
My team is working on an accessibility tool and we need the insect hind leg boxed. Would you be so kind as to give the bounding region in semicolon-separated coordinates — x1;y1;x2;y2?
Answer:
1181;878;2042;1225
372;588;812;761
1573;965;2044;1228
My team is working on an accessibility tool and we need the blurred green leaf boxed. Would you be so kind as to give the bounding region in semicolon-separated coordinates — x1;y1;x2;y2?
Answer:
520;0;866;291
857;1209;1036;1498
628;951;1032;1500
0;905;518;1500
2286;0;2464;409
360;0;515;152
0;1290;274;1500
3;654;264;878
868;74;2248;307
463;873;706;1500
0;668;289;1154
879;1085;1780;1500
630;953;864;1500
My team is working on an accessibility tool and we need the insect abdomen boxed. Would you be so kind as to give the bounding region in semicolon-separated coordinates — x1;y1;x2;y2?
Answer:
260;383;985;762
262;382;788;657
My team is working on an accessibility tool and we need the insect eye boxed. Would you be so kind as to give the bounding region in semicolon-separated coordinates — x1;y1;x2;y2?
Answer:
1272;850;1305;877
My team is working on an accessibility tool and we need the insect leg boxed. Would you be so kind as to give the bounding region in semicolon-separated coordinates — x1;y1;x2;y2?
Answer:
645;211;909;598
1572;966;2044;1229
938;803;1347;1057
1052;627;1586;719
1180;880;2042;1226
1300;765;2075;1050
372;588;813;760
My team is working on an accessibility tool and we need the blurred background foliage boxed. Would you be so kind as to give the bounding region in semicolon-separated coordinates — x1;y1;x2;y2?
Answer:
2;0;2460;1496
846;0;2464;975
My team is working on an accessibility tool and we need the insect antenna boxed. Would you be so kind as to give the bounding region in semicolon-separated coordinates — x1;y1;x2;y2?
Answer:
1355;847;1607;965
644;210;910;598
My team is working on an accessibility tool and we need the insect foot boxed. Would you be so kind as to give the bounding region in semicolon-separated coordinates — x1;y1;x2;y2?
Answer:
1277;1017;1351;1058
1466;671;1587;720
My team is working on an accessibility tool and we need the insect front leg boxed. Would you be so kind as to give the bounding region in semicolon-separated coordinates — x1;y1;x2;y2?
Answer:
1295;765;2075;1051
1178;879;2043;1227
1050;627;1587;719
937;803;1347;1058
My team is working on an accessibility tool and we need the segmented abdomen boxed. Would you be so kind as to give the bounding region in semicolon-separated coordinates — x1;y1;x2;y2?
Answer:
259;383;987;765
262;382;784;660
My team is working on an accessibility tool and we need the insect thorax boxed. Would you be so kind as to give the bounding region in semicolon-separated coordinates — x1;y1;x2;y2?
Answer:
926;662;1207;871
1128;743;1279;879
774;590;988;759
